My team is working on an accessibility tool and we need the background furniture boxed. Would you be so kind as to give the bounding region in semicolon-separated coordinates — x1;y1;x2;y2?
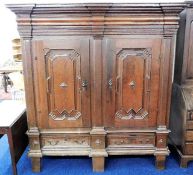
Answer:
12;38;22;62
170;2;193;168
0;100;28;175
0;68;21;93
8;3;184;172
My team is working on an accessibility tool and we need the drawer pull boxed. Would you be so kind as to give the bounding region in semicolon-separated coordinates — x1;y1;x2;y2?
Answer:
158;139;163;143
60;82;68;88
81;80;88;90
95;139;101;145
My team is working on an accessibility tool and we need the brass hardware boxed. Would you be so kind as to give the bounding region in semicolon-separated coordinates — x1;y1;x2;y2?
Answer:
95;139;101;145
129;81;136;89
108;79;113;88
60;82;68;88
82;80;88;90
47;76;51;93
77;76;81;93
158;139;163;143
116;77;120;93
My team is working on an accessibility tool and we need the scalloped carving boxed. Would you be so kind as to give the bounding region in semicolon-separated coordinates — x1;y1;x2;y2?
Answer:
49;109;81;121
117;48;152;60
45;137;89;147
115;108;148;120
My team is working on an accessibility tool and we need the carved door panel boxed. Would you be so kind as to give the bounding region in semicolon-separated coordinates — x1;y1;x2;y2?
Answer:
102;38;161;128
33;39;91;128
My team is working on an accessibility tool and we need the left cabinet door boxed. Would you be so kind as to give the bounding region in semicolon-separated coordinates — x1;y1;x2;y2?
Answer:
33;39;91;129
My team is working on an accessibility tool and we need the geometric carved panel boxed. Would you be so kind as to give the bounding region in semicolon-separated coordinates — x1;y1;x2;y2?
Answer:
115;48;152;120
45;49;82;121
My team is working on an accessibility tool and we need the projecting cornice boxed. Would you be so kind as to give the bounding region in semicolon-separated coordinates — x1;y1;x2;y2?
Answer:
7;3;186;38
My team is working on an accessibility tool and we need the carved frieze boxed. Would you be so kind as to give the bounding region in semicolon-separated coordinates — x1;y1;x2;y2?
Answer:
44;136;90;147
108;135;155;146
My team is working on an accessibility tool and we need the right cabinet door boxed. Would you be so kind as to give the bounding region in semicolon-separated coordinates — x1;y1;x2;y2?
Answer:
102;38;162;128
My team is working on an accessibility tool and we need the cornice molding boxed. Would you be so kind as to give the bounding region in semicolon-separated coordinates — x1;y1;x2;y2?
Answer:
7;3;186;38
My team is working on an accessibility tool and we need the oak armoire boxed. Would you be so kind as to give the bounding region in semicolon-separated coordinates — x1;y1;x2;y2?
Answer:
170;1;193;168
7;3;184;172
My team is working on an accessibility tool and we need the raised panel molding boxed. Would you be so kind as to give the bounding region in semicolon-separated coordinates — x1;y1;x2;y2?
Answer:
115;48;152;120
45;49;82;121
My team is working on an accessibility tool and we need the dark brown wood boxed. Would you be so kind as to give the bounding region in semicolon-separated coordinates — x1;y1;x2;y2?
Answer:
92;157;105;172
170;2;193;168
31;157;41;172
7;3;185;172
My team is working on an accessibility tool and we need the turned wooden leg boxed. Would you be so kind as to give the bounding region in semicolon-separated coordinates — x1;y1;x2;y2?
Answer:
31;157;41;172
180;157;189;168
92;157;105;172
155;155;166;170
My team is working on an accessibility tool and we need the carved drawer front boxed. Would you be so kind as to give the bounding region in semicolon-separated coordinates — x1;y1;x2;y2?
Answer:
186;131;193;141
41;135;90;148
107;133;155;146
185;143;193;155
187;121;193;130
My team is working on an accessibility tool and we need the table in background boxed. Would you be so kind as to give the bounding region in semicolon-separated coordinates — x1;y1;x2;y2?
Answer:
0;100;28;175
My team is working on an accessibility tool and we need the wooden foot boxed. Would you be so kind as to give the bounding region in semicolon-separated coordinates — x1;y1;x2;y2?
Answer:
31;157;41;172
180;157;189;168
155;155;166;170
92;157;105;172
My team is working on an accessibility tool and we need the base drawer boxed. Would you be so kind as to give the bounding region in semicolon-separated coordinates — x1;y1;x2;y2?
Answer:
41;134;91;148
185;143;193;155
186;131;193;141
187;121;193;130
107;133;155;147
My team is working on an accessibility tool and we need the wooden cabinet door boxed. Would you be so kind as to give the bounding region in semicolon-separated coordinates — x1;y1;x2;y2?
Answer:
102;38;161;128
33;39;91;128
